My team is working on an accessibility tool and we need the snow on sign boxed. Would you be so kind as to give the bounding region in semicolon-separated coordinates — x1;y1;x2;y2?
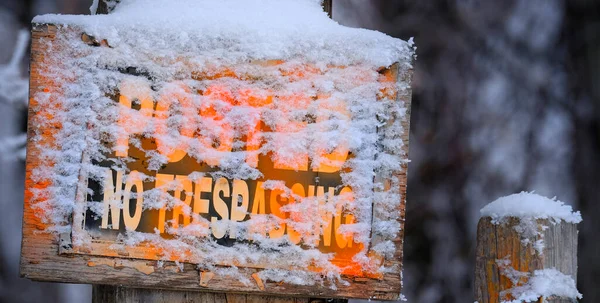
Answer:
20;0;414;300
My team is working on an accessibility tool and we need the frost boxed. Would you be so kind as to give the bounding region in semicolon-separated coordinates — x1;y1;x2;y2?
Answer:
497;257;529;286
29;0;413;288
497;259;582;303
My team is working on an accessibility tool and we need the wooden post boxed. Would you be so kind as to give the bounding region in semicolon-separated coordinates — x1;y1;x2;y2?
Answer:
97;0;119;14
92;286;348;303
92;286;313;303
90;1;345;302
474;217;579;303
322;0;333;18
97;1;331;17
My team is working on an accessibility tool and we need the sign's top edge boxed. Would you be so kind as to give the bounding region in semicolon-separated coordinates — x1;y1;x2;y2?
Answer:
32;0;415;68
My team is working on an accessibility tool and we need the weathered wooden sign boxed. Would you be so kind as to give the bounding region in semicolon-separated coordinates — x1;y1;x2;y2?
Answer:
20;2;413;300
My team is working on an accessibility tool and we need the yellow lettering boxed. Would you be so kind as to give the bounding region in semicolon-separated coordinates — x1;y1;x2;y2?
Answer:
316;186;335;247
314;97;350;172
334;186;353;248
344;213;355;248
229;180;249;238
171;176;193;229
200;85;234;166
211;178;230;239
156;173;175;233
287;183;304;244
155;83;194;163
101;169;123;230
268;188;286;239
193;177;212;216
306;185;319;246
122;171;143;230
248;182;267;239
116;78;154;158
251;182;266;215
272;94;310;171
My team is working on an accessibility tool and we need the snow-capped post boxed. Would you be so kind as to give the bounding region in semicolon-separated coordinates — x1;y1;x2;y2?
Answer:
474;193;583;303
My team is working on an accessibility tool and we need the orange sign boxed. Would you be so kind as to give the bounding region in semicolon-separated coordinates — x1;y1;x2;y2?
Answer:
21;24;411;301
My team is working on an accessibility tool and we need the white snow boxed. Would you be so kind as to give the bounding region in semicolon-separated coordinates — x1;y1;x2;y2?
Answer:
501;268;582;303
34;0;413;68
480;192;582;224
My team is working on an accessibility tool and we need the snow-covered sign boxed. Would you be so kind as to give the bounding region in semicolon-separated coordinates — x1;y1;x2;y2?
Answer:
20;0;414;300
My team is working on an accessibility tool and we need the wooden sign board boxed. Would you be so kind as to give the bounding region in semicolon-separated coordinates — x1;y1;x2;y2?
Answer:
20;24;412;300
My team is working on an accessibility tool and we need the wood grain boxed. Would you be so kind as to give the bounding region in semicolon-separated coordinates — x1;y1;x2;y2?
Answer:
97;0;118;14
474;217;578;303
92;286;314;303
20;24;413;301
322;0;333;18
92;286;350;303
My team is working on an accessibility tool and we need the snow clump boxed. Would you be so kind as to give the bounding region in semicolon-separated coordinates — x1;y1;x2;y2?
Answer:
481;192;582;224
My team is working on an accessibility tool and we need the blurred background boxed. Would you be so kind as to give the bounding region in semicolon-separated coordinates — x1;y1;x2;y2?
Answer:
1;0;598;302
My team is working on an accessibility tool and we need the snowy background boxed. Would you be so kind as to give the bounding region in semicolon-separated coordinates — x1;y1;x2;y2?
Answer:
1;0;598;302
